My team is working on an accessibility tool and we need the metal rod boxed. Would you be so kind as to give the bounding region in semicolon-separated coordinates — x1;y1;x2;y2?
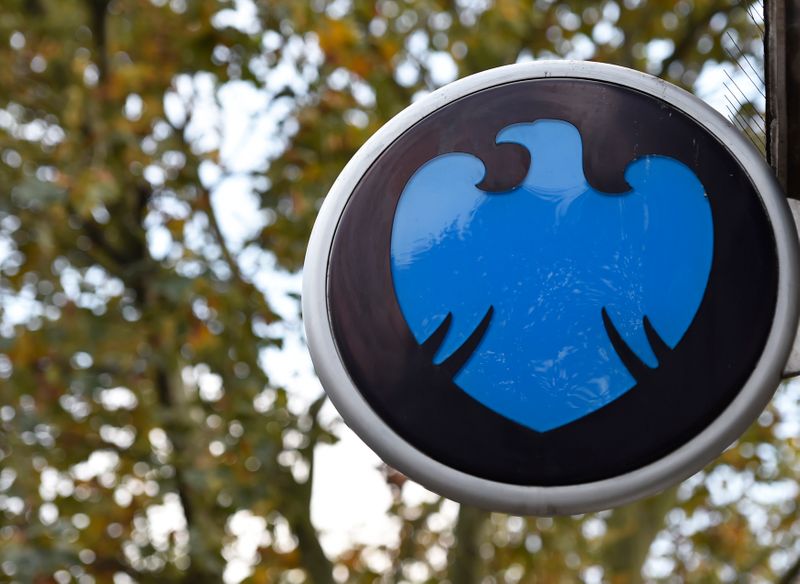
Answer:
726;30;767;87
726;103;767;149
724;81;767;132
723;88;759;131
747;3;766;36
724;70;767;129
724;93;767;147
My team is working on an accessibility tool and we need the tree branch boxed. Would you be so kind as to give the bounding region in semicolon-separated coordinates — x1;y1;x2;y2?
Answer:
779;554;800;584
281;395;335;584
198;187;278;324
200;188;246;284
87;0;111;82
148;329;221;583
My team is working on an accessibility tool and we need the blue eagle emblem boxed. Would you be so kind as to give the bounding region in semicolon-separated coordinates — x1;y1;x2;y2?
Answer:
390;119;714;432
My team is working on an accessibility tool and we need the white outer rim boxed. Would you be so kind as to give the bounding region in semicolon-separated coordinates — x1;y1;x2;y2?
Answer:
302;61;800;515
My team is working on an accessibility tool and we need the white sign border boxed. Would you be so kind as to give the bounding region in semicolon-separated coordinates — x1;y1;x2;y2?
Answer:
303;61;800;515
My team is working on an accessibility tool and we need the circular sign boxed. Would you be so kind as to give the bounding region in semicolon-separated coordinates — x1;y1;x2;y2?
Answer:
303;61;799;514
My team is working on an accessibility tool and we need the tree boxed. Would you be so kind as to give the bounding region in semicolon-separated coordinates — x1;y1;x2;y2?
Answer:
1;0;792;582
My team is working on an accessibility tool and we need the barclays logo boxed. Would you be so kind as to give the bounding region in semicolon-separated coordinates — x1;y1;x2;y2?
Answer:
309;66;788;508
390;119;713;431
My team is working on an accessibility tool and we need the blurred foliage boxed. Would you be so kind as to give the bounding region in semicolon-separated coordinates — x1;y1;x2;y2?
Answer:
0;0;790;583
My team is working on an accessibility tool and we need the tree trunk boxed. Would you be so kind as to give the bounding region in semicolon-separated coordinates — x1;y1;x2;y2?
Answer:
601;487;677;584
448;504;488;583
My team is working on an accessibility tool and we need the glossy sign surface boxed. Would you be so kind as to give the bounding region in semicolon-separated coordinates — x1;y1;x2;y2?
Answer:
390;119;714;431
326;77;779;487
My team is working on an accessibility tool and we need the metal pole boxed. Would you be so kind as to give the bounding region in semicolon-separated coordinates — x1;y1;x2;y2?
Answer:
767;0;800;200
767;0;800;377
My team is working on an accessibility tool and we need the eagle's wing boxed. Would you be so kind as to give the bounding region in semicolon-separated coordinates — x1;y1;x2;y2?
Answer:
390;153;494;365
600;155;713;370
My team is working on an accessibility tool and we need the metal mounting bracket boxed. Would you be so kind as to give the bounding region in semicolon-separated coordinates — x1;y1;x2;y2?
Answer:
782;198;800;378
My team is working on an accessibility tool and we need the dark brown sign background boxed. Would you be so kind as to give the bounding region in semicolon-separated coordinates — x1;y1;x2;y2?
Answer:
327;79;777;486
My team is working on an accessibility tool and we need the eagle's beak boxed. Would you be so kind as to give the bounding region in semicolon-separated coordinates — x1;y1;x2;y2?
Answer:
495;122;533;146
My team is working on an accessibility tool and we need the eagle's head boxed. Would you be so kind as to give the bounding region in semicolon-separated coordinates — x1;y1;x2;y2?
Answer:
496;119;588;194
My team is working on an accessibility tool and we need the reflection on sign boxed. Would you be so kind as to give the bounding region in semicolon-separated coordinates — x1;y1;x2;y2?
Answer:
390;119;713;431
